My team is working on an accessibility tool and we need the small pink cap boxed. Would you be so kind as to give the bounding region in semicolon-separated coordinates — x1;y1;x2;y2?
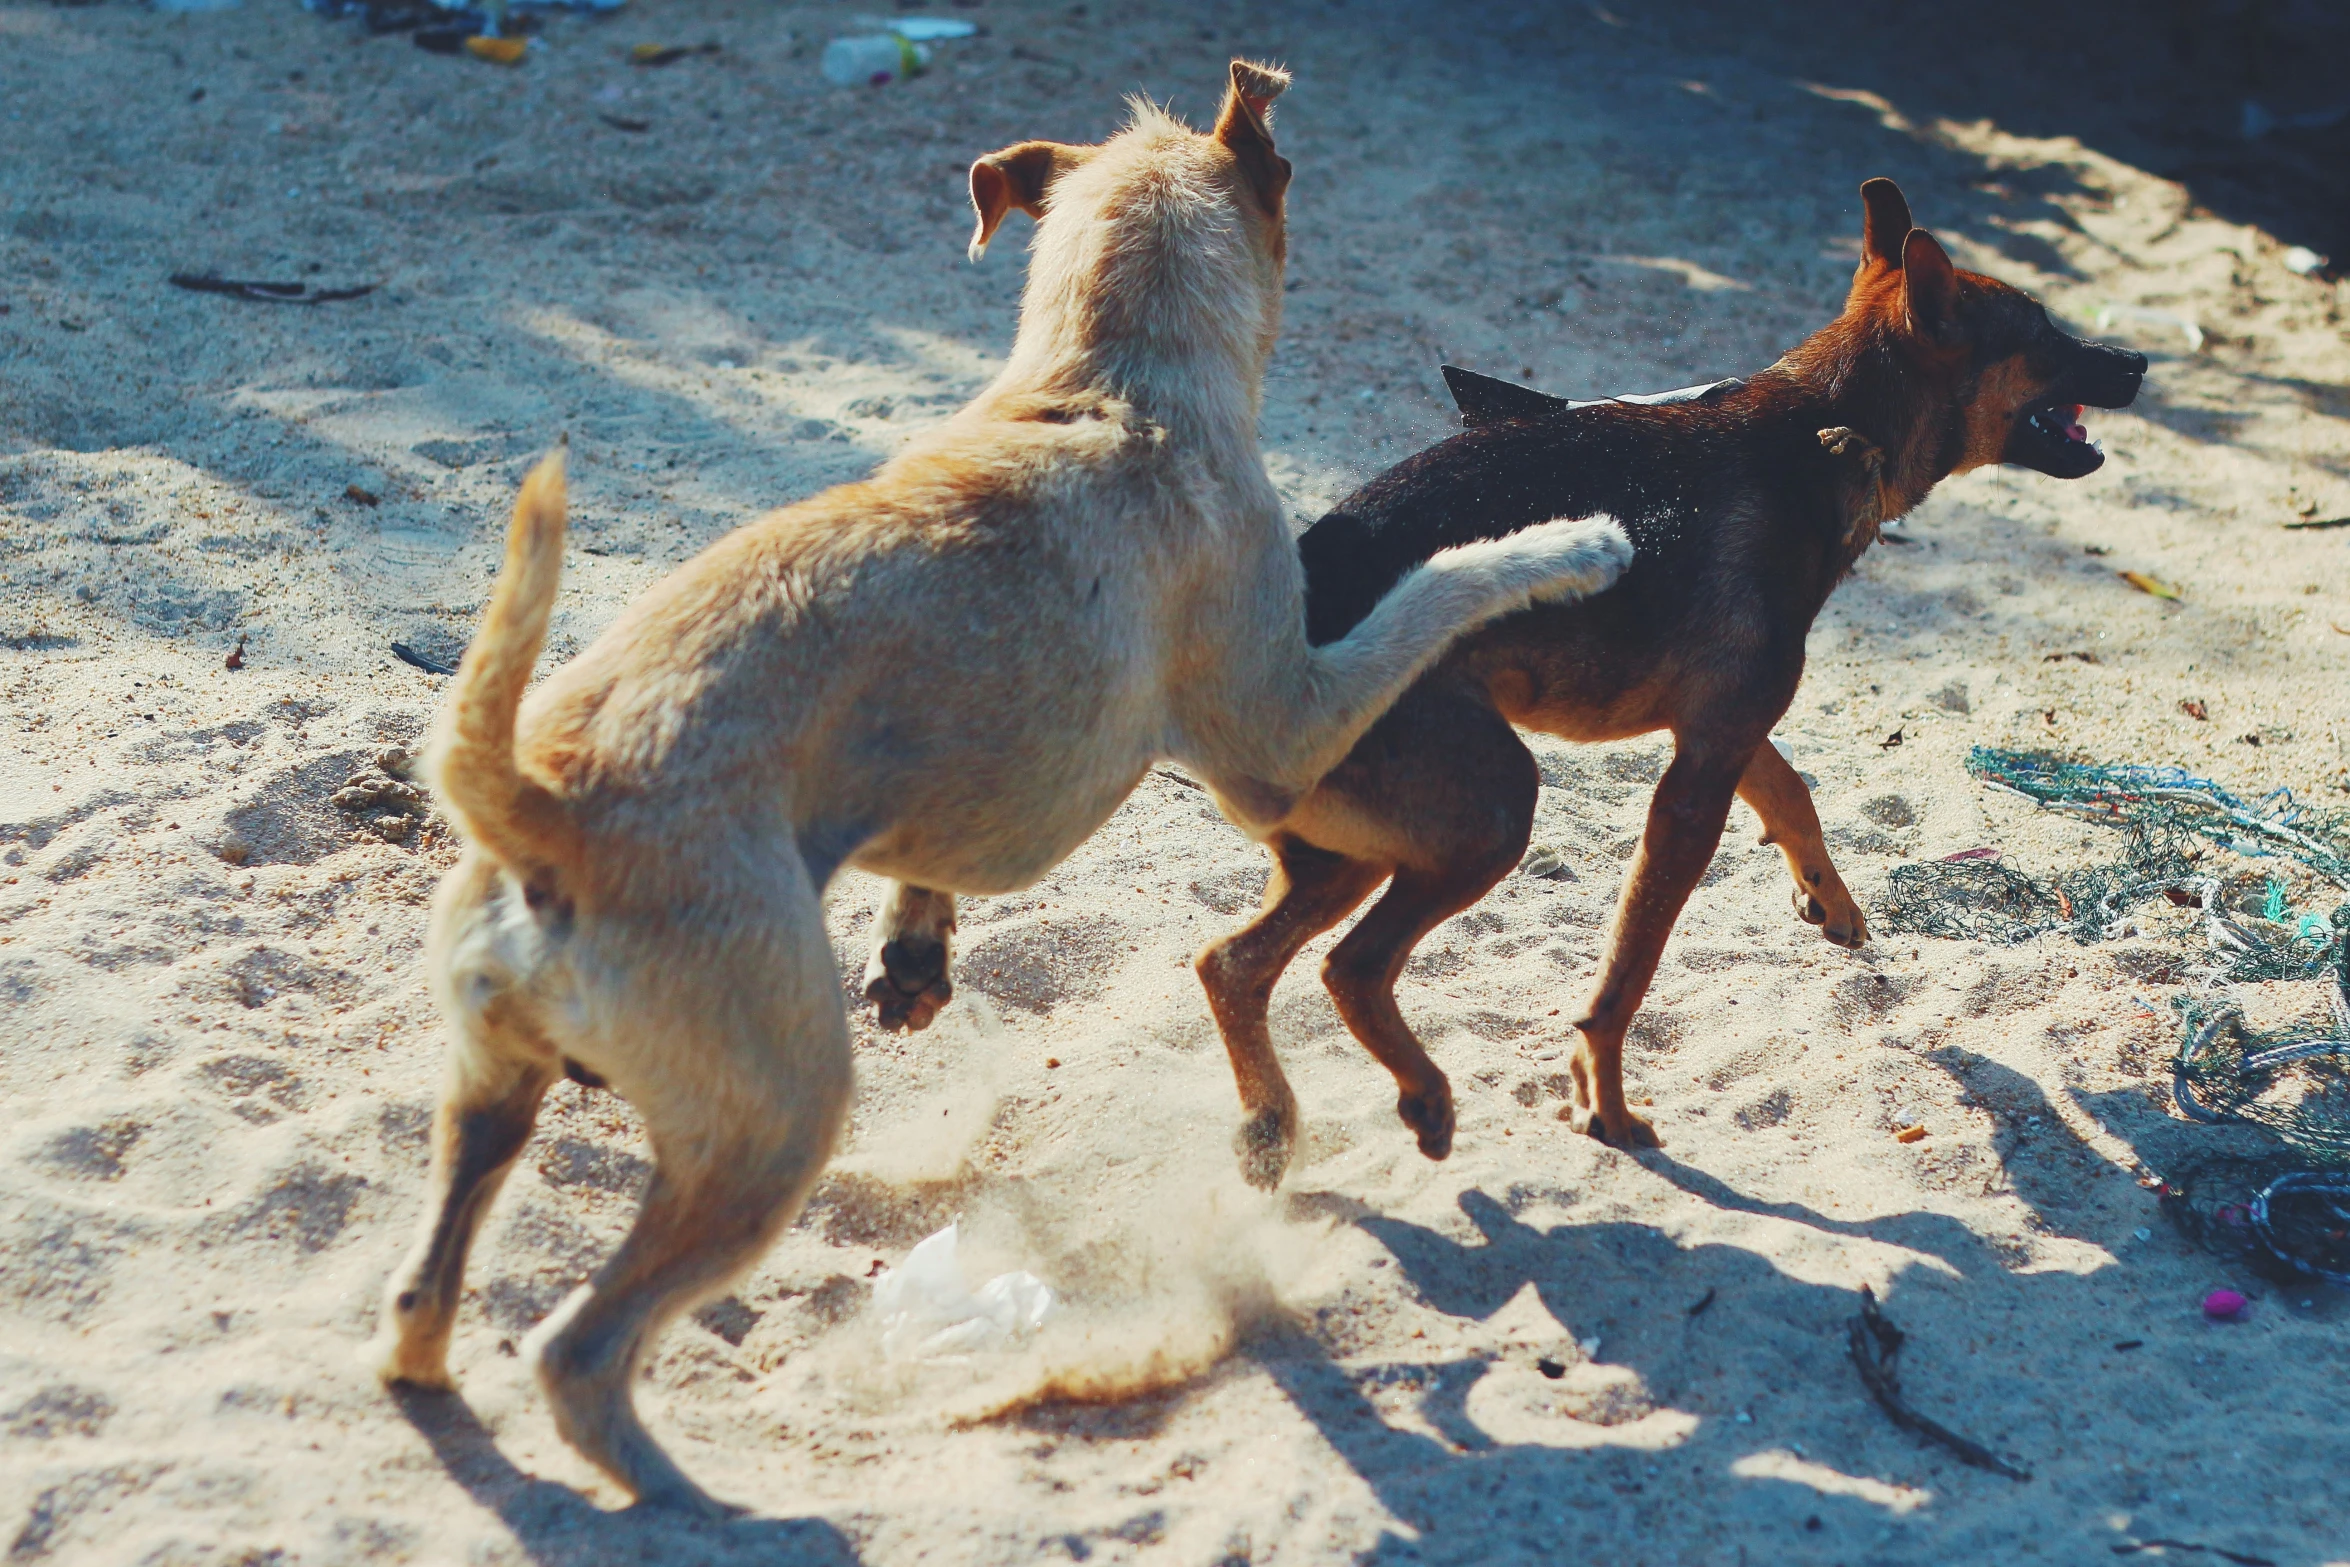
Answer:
2202;1289;2248;1320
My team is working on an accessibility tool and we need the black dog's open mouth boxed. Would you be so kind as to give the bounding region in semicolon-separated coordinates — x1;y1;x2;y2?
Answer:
2007;397;2104;478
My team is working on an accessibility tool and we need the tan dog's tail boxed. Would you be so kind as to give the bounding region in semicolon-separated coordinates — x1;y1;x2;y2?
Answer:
430;448;578;878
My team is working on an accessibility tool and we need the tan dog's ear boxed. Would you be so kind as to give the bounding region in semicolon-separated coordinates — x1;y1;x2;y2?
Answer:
1858;177;1912;271
1215;59;1293;209
967;141;1089;263
1900;227;1961;342
1216;58;1289;144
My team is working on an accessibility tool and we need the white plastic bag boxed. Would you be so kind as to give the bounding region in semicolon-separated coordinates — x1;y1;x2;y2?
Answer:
871;1224;1054;1362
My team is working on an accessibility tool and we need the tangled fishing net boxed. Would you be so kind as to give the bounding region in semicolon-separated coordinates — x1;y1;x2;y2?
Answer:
1879;749;2350;1220
1880;749;2350;981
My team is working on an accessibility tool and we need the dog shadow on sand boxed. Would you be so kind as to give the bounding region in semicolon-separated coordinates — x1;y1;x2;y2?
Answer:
1254;1052;2313;1565
391;1388;861;1567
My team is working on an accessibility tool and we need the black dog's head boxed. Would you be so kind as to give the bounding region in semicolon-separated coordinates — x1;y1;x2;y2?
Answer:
1847;178;2144;480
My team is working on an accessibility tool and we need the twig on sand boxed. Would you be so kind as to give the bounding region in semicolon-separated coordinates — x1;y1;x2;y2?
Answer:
391;642;458;677
2111;1541;2277;1566
1848;1285;2031;1481
168;274;378;305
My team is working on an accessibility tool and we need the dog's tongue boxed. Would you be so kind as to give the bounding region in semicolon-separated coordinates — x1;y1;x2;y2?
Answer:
2065;403;2087;443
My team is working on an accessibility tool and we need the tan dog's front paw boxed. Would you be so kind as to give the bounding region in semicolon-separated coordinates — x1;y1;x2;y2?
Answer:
1396;1083;1455;1161
363;1327;455;1392
862;938;952;1032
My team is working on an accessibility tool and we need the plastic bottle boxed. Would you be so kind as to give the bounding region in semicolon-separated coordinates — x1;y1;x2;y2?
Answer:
820;33;930;87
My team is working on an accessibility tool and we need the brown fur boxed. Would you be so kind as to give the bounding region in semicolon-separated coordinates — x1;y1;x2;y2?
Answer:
367;62;1631;1513
1187;179;2144;1182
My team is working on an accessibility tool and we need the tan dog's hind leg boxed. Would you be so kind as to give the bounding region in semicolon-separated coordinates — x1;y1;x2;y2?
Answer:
1572;741;1749;1148
861;883;957;1032
370;1004;557;1390
1736;742;1867;948
526;853;851;1516
1195;838;1386;1189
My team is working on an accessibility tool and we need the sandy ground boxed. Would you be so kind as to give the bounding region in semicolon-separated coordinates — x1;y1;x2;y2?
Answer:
4;1;2349;1563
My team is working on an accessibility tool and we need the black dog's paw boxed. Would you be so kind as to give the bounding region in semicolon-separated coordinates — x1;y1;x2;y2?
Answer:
1396;1085;1455;1161
862;938;952;1032
1233;1106;1296;1191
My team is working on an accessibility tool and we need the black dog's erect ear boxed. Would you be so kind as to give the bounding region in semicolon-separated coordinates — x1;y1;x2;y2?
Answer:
1900;228;1961;342
1858;177;1913;271
967;140;1092;263
1442;365;1572;428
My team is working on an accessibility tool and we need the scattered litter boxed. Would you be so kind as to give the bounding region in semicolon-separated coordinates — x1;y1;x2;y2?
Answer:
2180;699;2209;721
345;483;380;507
2096;304;2204;354
2115;1541;2274;1567
598;112;650;133
1519;845;1568;880
2282;515;2350;531
870;1224;1055;1362
224;634;246;672
1686;1287;1716;1317
2112;1540;2276;1567
2202;1287;2249;1321
1847;1285;2030;1481
821;33;931;86
2043;650;2100;663
631;41;719;66
466;34;529;65
2241;95;2350;141
2120;570;2182;601
1941;847;2001;864
391;642;459;677
1877;529;1918;545
168;274;377;305
1879;728;1904;750
865;16;977;41
1536;1357;1566;1378
2112;1339;2143;1350
1894;1123;1928;1143
2283;247;2328;278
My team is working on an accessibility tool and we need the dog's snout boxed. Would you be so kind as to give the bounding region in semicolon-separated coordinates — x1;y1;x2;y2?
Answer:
2073;342;2146;408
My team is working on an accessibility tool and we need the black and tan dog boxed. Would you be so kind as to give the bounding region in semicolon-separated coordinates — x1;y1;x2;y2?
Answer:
1191;178;2145;1184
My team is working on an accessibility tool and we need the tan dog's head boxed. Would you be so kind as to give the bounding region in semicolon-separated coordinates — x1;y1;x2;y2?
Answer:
968;60;1294;405
1834;177;2145;483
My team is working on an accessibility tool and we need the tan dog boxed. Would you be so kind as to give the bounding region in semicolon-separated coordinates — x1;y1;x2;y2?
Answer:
368;62;1629;1513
